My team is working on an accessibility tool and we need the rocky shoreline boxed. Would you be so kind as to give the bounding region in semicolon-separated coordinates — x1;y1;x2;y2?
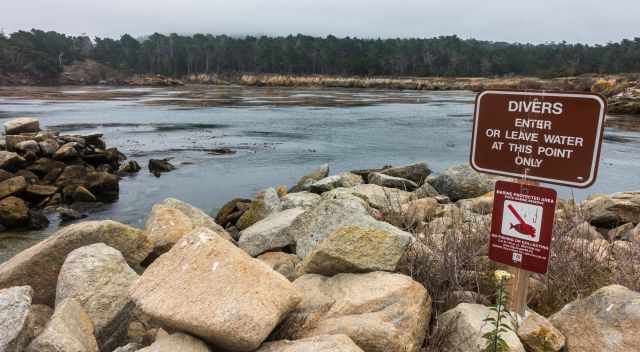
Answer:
0;161;638;352
0;117;142;231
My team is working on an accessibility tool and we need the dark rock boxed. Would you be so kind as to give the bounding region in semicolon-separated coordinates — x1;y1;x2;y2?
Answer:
5;135;33;152
41;167;64;185
83;134;106;149
0;196;30;227
118;160;141;174
72;186;97;202
148;159;176;177
350;165;392;183
28;209;49;230
26;184;58;197
96;164;113;173
38;139;60;156
26;158;67;177
14;140;41;156
53;142;80;160
379;162;432;184
0;169;14;183
207;148;236;155
86;172;119;202
15;170;39;184
215;198;252;228
0;151;27;172
55;165;89;188
57;207;87;222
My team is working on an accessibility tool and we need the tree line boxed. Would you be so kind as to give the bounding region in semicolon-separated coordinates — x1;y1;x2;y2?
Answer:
1;29;640;80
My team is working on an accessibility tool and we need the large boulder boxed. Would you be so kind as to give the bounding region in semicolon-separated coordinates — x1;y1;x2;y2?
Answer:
14;140;40;156
328;184;414;211
456;192;494;214
4;118;40;135
286;195;370;258
257;252;301;281
301;224;413;276
0;176;28;199
157;198;228;233
56;244;139;350
257;335;364;352
280;192;321;210
400;197;440;224
567;221;605;241
0;196;29;227
0;220;152;305
236;188;282;230
144;204;195;253
290;164;330;192
582;192;640;228
238;207;306;256
53;142;79;160
278;272;430;352
517;310;565;352
137;333;211;352
368;172;418;191
0;286;33;352
413;182;440;199
27;298;98;352
0;151;27;172
38;139;60;156
308;173;363;194
378;162;432;184
437;303;525;352
549;285;640;351
129;227;301;351
428;165;495;201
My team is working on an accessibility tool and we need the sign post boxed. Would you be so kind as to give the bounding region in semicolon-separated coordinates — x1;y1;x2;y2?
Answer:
470;89;606;316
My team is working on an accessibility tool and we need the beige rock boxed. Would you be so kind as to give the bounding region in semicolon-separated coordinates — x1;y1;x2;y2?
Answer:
456;191;494;214
301;224;413;275
0;220;152;305
438;303;525;352
517;310;565;352
136;333;211;352
0;196;29;227
19;304;53;351
607;222;636;241
257;335;364;352
15;140;40;155
0;286;33;352
0;151;26;171
322;184;413;211
27;298;98;352
290;164;330;192
308;173;363;194
53;142;79;160
280;192;321;210
276;185;288;198
130;227;301;351
413;182;440;199
582;192;640;227
238;207;306;256
56;243;139;350
279;272;430;352
237;188;282;230
0;176;27;199
549;285;640;352
257;252;301;281
4;118;40;135
567;221;605;241
401;197;440;224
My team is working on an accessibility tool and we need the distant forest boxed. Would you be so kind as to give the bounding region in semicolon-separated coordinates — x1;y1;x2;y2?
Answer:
1;29;640;80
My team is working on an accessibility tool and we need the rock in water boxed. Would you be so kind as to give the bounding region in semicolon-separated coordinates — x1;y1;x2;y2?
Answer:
148;158;175;177
437;303;525;352
145;198;233;253
549;285;640;351
236;188;282;230
368;172;418;191
428;164;495;201
53;142;80;160
289;164;330;192
0;196;29;227
301;224;413;275
136;333;210;352
27;298;98;352
118;160;141;174
308;172;364;194
257;252;301;281
56;244;139;350
278;272;430;352
238;207;306;256
4;118;40;135
0;220;152;305
0;286;33;352
378;162;432;184
129;227;302;351
257;335;364;352
517;310;565;352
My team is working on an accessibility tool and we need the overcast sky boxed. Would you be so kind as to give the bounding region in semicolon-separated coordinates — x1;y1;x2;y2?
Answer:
2;0;637;44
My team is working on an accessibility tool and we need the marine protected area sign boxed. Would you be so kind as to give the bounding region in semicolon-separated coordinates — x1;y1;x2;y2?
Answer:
470;90;606;188
489;181;557;274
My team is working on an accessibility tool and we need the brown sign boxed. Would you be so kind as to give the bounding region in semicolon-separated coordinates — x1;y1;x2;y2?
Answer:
489;181;557;274
471;90;606;187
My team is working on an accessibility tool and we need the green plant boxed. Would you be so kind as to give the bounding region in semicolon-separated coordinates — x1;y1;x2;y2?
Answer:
482;271;514;352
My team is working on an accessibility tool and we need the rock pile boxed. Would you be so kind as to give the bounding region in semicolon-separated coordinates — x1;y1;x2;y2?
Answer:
0;161;638;352
0;117;137;230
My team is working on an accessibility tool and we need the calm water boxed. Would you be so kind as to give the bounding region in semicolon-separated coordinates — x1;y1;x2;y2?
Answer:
0;85;639;259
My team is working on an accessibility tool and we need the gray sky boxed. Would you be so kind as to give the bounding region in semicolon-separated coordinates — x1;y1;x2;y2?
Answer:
2;0;638;43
